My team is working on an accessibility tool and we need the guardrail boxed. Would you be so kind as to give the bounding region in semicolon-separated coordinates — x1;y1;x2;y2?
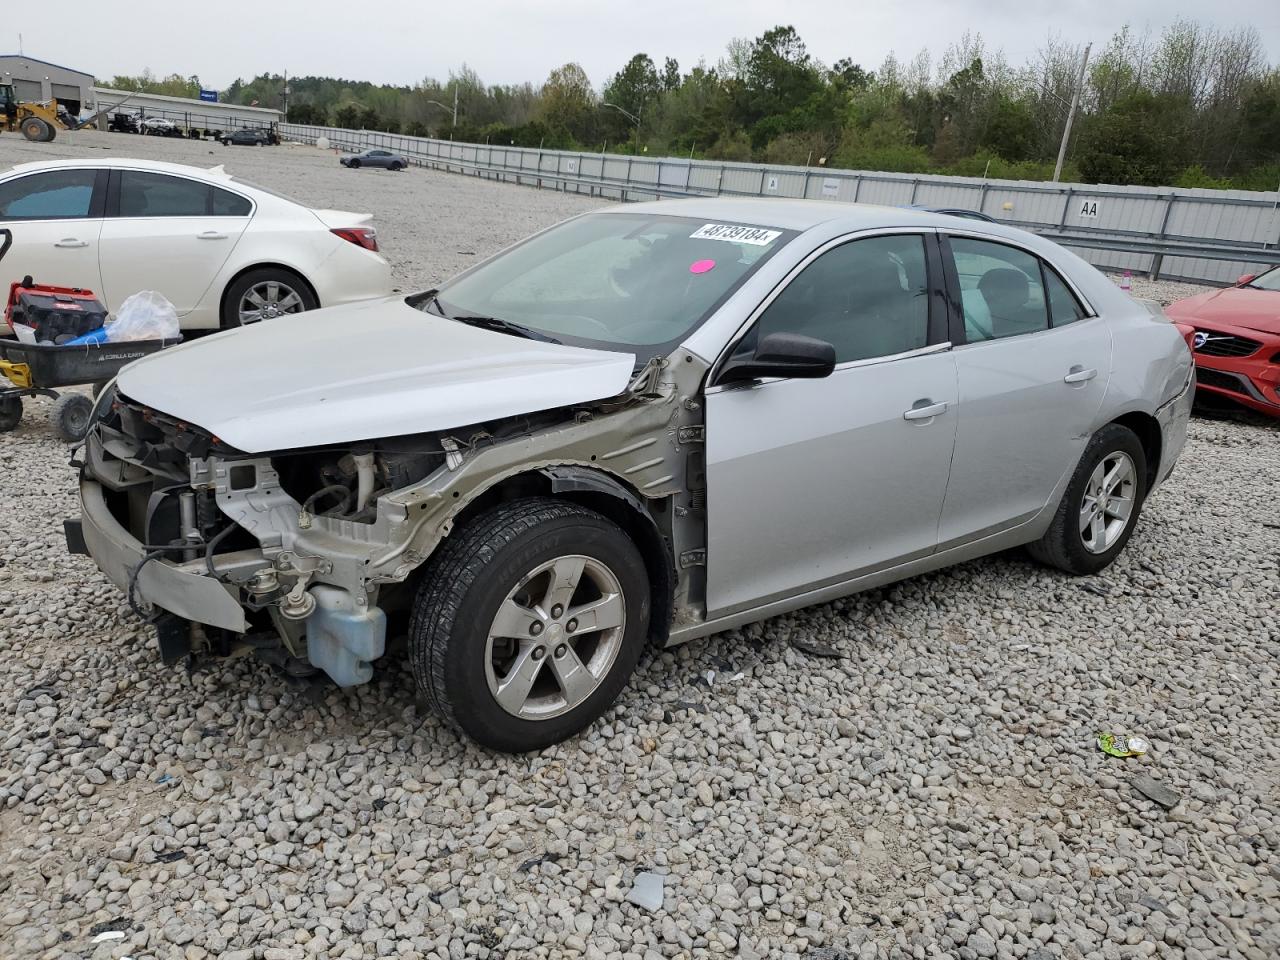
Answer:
283;123;1280;285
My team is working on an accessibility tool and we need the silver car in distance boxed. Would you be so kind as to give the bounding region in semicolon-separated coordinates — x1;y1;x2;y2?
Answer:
70;199;1194;752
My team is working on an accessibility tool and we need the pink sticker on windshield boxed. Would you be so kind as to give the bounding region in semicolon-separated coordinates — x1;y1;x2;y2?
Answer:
690;259;716;274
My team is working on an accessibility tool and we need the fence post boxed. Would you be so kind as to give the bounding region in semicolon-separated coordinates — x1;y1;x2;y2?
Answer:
717;164;725;196
656;160;663;201
852;175;862;203
978;183;989;216
909;178;920;204
1150;195;1176;280
1058;187;1074;228
802;169;811;199
758;169;767;197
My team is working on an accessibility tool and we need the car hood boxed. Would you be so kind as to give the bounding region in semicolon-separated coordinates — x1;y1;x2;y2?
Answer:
115;297;637;453
1166;287;1280;335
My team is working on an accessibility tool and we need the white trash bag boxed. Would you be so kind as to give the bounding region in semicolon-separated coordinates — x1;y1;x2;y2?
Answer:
106;290;180;342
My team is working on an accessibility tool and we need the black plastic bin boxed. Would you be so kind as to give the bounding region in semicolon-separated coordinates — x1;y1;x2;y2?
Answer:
0;337;181;441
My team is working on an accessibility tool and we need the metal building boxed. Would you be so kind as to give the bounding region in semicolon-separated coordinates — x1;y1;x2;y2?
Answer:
0;54;95;113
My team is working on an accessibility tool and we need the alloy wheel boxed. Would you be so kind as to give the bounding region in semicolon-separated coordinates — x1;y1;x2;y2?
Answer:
484;554;626;721
1079;451;1137;554
238;280;305;324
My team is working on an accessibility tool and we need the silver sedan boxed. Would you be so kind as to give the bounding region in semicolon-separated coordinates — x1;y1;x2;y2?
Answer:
73;199;1194;752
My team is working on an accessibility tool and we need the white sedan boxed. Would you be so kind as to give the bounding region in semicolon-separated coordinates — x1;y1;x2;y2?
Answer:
0;159;392;330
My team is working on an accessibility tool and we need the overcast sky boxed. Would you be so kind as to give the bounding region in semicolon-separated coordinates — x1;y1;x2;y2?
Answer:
13;0;1280;90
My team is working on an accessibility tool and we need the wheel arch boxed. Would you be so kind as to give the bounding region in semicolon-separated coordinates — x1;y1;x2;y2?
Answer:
218;262;321;326
443;465;675;647
1107;410;1162;491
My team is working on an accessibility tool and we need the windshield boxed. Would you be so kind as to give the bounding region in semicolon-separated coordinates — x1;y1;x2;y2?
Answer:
428;212;792;361
1245;266;1280;291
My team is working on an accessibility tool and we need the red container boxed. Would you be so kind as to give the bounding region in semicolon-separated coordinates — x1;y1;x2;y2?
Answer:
6;281;108;342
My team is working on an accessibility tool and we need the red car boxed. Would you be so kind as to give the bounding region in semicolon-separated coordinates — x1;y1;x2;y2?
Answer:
1166;266;1280;417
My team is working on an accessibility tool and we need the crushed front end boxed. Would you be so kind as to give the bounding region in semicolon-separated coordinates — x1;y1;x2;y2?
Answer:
67;353;709;686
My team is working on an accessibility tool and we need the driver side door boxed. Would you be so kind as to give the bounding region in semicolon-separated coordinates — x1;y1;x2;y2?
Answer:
704;231;959;618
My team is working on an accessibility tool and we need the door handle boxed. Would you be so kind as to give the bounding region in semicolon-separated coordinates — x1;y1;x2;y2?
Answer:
1064;366;1098;384
54;239;89;248
903;400;948;421
197;231;228;240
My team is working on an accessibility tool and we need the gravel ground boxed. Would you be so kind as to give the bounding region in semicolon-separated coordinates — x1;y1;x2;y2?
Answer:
3;130;1280;960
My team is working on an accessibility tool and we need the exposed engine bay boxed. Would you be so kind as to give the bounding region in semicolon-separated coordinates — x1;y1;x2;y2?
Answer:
76;350;710;686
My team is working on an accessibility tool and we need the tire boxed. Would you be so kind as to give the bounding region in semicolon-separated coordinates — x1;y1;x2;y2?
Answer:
389;161;403;171
221;268;317;328
0;396;21;432
20;117;51;142
50;393;93;442
410;499;651;752
1027;423;1147;575
348;158;360;169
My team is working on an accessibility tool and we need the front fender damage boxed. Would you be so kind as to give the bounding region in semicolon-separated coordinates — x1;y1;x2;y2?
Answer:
191;348;710;683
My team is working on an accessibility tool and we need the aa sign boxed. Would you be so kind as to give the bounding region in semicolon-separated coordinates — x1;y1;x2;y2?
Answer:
1078;199;1100;218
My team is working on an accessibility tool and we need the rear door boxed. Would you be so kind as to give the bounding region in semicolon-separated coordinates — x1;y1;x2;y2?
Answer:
936;233;1112;547
97;169;252;317
0;168;106;296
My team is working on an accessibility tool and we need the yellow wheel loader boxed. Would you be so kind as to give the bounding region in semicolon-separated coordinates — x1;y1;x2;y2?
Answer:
0;83;109;142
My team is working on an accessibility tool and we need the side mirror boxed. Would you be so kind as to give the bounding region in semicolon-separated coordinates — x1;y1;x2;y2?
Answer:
717;331;837;385
1237;274;1256;286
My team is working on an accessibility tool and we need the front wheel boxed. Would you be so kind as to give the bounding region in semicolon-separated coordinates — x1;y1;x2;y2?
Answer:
389;161;403;171
1027;423;1148;575
348;158;360;169
410;499;651;752
221;268;317;327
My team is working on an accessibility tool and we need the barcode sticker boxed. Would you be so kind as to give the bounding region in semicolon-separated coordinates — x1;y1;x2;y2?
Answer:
690;223;782;246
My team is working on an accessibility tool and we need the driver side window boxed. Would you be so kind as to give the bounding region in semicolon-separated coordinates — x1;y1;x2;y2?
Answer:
754;234;930;363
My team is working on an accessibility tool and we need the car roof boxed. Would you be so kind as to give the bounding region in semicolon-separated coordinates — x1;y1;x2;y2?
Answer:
605;196;1056;248
606;196;1007;233
3;157;236;182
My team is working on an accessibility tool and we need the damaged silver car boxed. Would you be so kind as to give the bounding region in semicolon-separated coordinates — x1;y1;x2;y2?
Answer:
68;199;1194;752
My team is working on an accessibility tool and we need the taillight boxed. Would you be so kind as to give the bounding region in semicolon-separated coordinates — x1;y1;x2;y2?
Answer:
331;227;379;252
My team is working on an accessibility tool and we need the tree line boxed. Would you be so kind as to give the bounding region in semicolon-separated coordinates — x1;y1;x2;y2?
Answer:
109;19;1280;190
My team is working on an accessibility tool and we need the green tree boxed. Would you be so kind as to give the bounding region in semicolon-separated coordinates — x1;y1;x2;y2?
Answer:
1077;92;1187;185
537;63;596;144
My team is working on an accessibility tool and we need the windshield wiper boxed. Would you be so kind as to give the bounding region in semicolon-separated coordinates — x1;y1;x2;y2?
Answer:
411;290;560;342
449;314;561;343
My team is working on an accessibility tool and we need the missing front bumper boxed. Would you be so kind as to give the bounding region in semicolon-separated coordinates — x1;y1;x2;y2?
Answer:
76;478;249;633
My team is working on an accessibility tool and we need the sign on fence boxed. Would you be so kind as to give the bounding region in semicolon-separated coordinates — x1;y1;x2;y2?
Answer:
821;178;840;198
1078;198;1100;218
199;90;218;103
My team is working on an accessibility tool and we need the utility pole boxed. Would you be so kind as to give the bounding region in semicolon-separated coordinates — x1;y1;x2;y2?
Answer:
282;68;289;122
1052;42;1091;183
452;86;458;127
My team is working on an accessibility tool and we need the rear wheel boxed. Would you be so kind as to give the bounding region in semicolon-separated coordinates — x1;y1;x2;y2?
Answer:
50;393;93;442
221;268;317;328
410;499;650;752
389;161;403;171
1027;424;1147;575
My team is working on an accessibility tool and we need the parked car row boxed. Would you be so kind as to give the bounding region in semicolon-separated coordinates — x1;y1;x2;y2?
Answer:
56;198;1197;752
